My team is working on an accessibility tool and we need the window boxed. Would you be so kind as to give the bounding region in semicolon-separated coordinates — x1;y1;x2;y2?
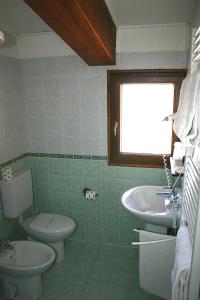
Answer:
107;69;186;168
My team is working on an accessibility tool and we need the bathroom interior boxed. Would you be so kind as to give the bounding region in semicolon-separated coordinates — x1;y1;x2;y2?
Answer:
0;0;200;299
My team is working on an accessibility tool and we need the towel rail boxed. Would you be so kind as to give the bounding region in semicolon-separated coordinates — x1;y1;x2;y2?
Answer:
132;237;176;246
182;155;200;244
132;229;176;246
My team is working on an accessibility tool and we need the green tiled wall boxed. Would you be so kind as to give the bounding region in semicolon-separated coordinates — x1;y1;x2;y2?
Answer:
0;154;169;246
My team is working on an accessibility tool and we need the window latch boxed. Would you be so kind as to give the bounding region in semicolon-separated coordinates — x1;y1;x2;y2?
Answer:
114;121;119;136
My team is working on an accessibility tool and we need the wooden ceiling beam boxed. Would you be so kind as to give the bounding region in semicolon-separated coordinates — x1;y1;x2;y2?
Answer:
24;0;116;65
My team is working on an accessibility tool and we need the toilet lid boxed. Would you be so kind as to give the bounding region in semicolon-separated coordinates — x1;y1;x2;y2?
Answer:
29;213;76;234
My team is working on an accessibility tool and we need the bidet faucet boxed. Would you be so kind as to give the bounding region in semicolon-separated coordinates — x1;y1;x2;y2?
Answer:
0;240;13;253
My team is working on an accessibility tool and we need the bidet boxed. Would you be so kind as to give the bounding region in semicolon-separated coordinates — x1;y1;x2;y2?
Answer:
0;240;13;253
0;240;55;300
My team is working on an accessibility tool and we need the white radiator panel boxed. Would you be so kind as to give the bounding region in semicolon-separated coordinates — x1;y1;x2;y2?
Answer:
182;148;200;300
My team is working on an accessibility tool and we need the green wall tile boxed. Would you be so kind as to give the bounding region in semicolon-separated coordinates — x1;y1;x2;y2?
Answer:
120;179;138;194
67;208;85;226
67;176;84;193
83;160;102;177
50;174;67;192
49;158;67;175
68;192;84;210
0;153;169;249
85;213;101;228
67;159;83;176
119;229;138;246
85;228;101;243
32;157;50;174
101;195;119;214
101;229;119;245
34;190;51;207
83;177;101;194
71;226;86;241
84;197;101;213
34;174;50;191
102;162;121;179
24;156;33;170
101;214;119;231
49;191;68;208
102;179;121;196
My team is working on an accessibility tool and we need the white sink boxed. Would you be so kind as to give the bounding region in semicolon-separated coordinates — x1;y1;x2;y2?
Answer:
121;186;180;227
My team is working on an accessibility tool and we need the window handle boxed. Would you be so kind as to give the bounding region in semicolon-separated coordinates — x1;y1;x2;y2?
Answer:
114;121;119;136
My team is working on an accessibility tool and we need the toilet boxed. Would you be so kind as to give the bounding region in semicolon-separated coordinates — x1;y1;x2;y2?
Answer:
21;212;76;262
0;240;55;300
0;170;76;263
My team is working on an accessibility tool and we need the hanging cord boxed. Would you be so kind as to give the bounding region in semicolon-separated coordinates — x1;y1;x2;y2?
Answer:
163;155;181;229
170;173;182;230
171;173;182;192
163;155;172;189
170;193;179;230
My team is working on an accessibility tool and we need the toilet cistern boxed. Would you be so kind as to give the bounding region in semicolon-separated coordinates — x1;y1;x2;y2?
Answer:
0;169;76;263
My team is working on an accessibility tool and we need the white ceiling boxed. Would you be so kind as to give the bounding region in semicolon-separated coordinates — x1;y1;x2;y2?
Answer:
0;0;50;34
0;0;197;34
105;0;196;26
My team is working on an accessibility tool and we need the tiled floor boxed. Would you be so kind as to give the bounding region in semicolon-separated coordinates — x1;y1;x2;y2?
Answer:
41;241;163;300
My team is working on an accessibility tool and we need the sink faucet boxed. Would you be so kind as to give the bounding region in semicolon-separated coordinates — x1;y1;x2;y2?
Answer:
156;190;172;197
0;240;14;253
157;190;179;198
157;187;181;203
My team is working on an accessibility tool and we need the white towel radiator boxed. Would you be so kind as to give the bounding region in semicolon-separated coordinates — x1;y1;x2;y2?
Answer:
184;24;200;299
181;146;200;300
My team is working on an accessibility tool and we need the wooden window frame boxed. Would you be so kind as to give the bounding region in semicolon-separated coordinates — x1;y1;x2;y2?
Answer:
107;69;187;168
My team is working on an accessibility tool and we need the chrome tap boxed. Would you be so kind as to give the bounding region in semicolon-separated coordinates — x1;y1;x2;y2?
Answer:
157;191;180;199
0;240;14;253
157;187;181;203
156;190;172;197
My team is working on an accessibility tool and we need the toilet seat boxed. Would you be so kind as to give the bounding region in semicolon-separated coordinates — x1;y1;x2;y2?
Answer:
29;213;76;234
21;213;76;243
21;213;76;261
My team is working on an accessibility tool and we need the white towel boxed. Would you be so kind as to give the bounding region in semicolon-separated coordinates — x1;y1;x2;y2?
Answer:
173;71;200;145
171;226;192;300
139;230;176;300
189;75;200;146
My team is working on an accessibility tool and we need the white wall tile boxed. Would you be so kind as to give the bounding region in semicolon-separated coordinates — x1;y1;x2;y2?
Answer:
60;97;81;119
43;78;62;98
61;77;80;98
63;136;82;154
22;52;187;156
29;135;48;153
141;51;187;69
81;137;100;155
43;100;62;118
0;55;26;164
62;118;81;137
81;116;100;137
46;136;64;154
45;118;63;136
0;51;188;164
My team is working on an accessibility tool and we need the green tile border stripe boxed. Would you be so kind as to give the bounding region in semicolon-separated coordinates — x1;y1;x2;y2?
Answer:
31;153;107;160
0;153;31;169
0;152;107;168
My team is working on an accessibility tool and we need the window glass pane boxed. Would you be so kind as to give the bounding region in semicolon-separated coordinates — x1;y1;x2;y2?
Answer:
120;83;174;155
